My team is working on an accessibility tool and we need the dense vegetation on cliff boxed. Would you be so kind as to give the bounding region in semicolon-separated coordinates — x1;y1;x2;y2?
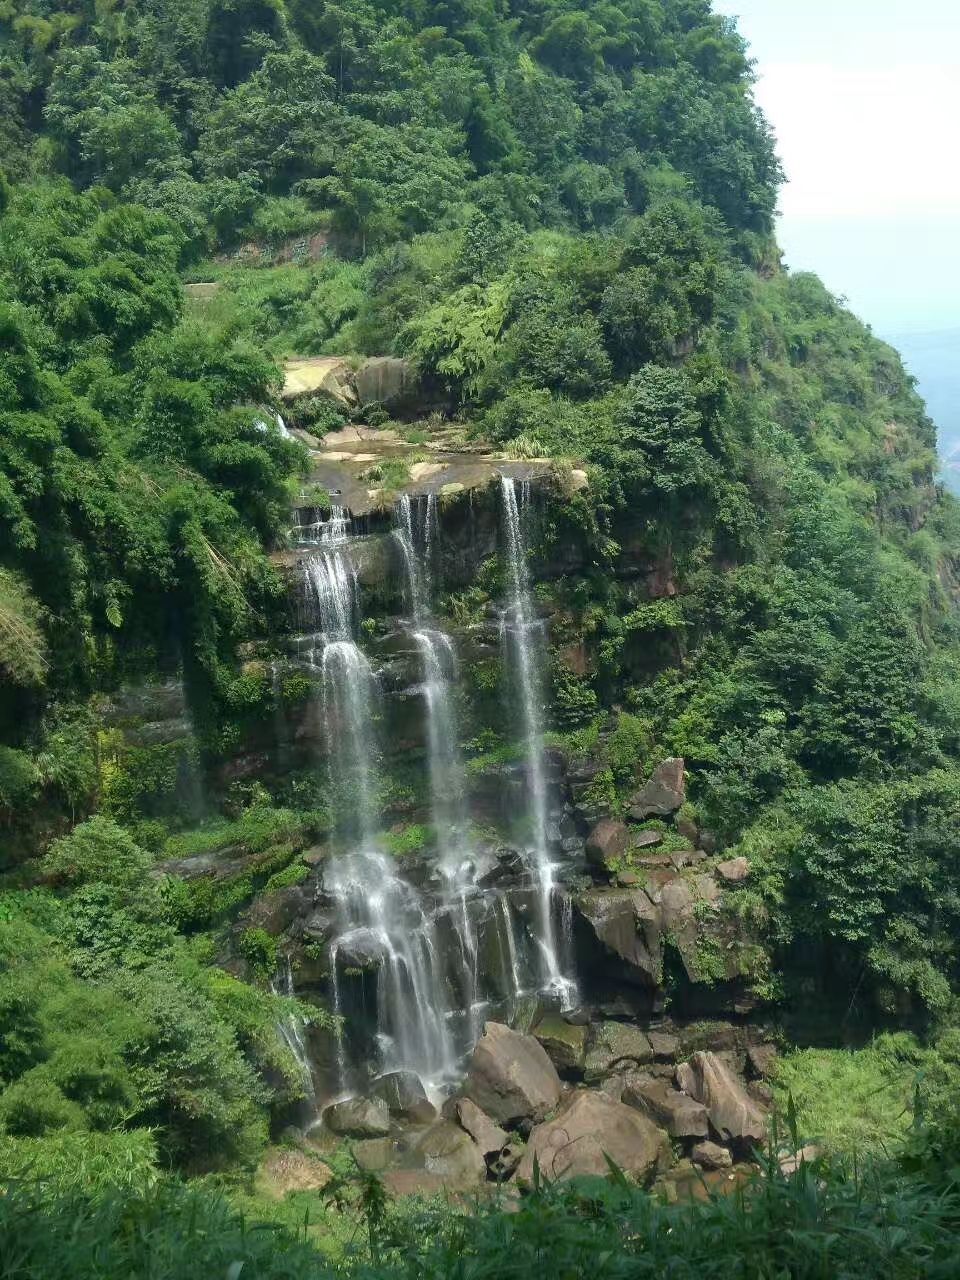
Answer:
2;0;960;1271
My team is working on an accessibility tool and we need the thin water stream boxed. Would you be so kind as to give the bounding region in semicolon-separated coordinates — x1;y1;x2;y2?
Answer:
500;476;578;1007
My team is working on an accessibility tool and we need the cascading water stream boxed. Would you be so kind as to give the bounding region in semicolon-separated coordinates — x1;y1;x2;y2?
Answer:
272;957;317;1118
394;495;500;1036
500;476;578;1007
302;502;460;1094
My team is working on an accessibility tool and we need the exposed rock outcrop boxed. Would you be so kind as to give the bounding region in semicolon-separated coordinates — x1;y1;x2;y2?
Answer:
628;758;685;820
691;1140;733;1170
586;818;631;868
415;1121;486;1188
584;1021;653;1082
454;1097;510;1157
533;1014;588;1074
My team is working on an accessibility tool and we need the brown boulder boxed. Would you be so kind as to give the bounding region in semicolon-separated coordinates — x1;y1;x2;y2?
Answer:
716;857;750;884
517;1090;668;1183
415;1121;486;1189
370;1071;436;1124
464;1022;562;1126
691;1140;732;1170
746;1043;779;1080
324;1096;391;1138
628;759;685;820
455;1097;509;1157
623;1075;709;1138
586;819;631;867
634;829;663;850
649;1031;680;1061
676;1052;766;1145
584;1022;653;1083
573;888;662;988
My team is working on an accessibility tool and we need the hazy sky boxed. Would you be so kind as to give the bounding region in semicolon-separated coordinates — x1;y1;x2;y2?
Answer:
713;0;960;336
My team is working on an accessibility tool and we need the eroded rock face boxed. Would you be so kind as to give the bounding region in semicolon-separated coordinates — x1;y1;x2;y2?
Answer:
333;928;389;971
622;1074;709;1138
464;1022;562;1126
716;857;750;884
354;356;418;407
324;1096;391;1138
370;1071;436;1123
517;1090;668;1183
628;758;685;820
574;888;662;988
676;1051;766;1145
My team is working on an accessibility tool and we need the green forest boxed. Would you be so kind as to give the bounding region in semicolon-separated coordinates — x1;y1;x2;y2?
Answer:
3;0;960;1274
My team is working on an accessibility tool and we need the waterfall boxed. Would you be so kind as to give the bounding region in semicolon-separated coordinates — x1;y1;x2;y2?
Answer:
396;496;488;1047
294;503;351;548
393;492;437;624
326;852;459;1088
305;509;461;1094
500;476;578;1007
272;957;317;1116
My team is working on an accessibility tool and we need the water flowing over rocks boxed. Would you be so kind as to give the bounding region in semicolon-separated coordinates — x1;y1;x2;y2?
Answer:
169;467;776;1191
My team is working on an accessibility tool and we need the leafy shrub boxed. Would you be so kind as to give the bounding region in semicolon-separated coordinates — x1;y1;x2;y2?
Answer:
41;817;151;889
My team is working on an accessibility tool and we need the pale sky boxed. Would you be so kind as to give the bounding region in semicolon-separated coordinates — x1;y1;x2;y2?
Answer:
713;0;960;336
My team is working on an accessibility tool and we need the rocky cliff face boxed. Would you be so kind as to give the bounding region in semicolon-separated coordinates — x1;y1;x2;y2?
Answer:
100;438;775;1197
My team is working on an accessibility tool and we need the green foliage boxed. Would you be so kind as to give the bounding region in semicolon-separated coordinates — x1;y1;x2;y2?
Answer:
41;816;151;888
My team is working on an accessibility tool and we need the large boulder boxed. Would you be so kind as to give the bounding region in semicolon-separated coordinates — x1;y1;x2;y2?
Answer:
517;1090;669;1183
255;1149;333;1199
675;1051;766;1145
746;1043;779;1080
533;1014;588;1074
586;819;631;868
454;1097;510;1158
584;1022;653;1083
415;1121;486;1189
573;888;662;988
691;1140;733;1170
628;759;685;820
716;857;750;884
463;1022;562;1126
355;356;418;407
333;928;388;971
282;356;358;406
370;1071;436;1123
622;1075;709;1138
324;1096;391;1138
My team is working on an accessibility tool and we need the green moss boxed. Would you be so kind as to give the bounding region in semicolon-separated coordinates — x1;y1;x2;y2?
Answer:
381;823;432;858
